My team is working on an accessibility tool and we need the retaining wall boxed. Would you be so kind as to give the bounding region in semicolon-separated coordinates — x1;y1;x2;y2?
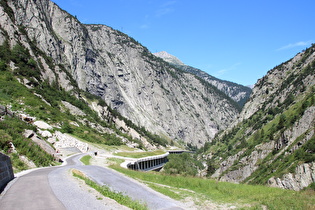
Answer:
0;153;14;192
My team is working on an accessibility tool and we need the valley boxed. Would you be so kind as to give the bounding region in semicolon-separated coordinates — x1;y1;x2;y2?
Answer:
0;0;314;209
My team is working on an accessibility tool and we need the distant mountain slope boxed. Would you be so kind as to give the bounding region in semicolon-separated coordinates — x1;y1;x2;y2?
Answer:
154;51;252;107
153;51;185;66
202;45;315;190
0;0;240;147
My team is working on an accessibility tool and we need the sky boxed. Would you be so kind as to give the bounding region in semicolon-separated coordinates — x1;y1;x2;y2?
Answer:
52;0;315;86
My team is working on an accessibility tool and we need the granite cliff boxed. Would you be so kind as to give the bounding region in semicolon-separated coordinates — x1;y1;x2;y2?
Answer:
0;0;314;191
0;0;239;147
154;51;252;107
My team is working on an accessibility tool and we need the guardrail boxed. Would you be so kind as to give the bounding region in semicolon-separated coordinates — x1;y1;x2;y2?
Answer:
127;152;169;171
126;150;190;171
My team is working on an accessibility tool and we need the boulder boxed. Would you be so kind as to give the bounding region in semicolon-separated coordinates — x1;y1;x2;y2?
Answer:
34;121;53;130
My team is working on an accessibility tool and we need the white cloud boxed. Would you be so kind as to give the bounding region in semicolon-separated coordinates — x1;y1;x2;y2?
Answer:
141;1;176;28
140;24;149;29
215;62;241;76
277;41;312;51
215;69;227;76
139;15;150;29
156;7;174;17
161;1;177;7
155;1;176;17
69;0;83;7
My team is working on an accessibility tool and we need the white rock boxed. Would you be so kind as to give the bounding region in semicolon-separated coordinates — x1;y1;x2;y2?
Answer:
34;121;53;130
40;130;53;138
54;131;89;153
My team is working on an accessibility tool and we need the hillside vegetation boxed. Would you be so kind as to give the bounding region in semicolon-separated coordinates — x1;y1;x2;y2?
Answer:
200;45;315;191
0;40;172;170
0;0;314;196
0;0;241;147
110;161;315;209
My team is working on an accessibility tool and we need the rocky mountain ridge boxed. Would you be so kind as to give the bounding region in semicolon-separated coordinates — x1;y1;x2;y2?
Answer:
203;45;315;190
0;0;240;147
0;0;314;192
154;51;252;107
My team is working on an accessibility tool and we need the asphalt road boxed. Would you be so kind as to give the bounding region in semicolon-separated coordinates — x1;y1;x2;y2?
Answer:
0;166;66;210
0;154;184;210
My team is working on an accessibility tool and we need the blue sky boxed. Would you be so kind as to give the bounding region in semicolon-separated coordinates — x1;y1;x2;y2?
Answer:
52;0;314;86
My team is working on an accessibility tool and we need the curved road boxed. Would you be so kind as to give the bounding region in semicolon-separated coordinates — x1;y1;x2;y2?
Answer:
0;154;184;210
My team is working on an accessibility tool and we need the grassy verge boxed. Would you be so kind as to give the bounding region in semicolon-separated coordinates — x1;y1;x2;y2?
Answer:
110;165;315;209
114;150;166;158
72;169;148;210
80;155;92;165
106;157;125;165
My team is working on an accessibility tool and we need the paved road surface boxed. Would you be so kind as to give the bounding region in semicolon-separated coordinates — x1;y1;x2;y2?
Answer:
0;167;66;210
0;154;184;210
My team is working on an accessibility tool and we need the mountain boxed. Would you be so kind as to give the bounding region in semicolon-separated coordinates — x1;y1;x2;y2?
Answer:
0;0;240;148
0;0;314;192
202;45;315;190
153;51;185;66
154;51;252;107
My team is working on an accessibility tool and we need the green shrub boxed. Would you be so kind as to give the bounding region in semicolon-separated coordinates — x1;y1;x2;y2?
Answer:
0;60;7;71
61;121;74;134
163;153;204;176
295;135;315;163
0;129;12;152
0;117;54;168
206;160;216;176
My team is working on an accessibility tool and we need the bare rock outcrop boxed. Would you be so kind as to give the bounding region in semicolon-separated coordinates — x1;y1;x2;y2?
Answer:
268;162;315;191
0;0;240;147
53;131;89;153
207;45;315;190
24;130;56;156
61;101;86;116
154;51;252;107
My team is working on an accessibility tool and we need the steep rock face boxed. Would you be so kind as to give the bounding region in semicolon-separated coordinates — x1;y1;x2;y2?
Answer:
206;45;315;190
240;49;315;121
268;162;315;191
0;0;240;146
154;51;252;107
215;106;315;185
